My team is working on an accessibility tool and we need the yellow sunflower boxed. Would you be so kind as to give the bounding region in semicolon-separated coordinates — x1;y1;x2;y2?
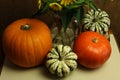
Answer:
60;0;76;6
49;3;62;11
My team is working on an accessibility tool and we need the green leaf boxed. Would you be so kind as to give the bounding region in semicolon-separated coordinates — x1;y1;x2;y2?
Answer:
73;6;84;25
40;2;50;14
60;9;74;32
48;0;57;3
76;0;85;4
66;0;85;9
32;2;50;17
85;0;98;11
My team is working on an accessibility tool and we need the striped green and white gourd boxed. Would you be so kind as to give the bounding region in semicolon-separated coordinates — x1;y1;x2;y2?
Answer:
82;9;110;39
46;44;78;77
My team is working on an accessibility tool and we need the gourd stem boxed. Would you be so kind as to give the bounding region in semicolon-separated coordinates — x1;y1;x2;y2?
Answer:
20;24;31;30
92;18;98;22
92;38;98;43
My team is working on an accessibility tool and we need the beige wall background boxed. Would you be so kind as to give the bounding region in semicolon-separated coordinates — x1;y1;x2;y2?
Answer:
0;0;120;64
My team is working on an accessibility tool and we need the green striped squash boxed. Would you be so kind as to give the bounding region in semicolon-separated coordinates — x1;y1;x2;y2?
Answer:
46;44;78;77
82;9;110;39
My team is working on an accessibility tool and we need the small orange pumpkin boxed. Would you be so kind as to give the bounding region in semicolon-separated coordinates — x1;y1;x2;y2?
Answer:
73;31;111;68
2;18;52;68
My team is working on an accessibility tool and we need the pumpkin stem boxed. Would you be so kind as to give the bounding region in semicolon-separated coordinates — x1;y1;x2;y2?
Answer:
92;38;98;43
20;24;31;30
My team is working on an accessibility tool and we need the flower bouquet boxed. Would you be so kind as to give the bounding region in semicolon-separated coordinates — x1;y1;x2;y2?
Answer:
33;0;110;46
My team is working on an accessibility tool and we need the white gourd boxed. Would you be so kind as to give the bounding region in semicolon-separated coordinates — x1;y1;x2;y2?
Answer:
82;9;110;39
46;44;78;77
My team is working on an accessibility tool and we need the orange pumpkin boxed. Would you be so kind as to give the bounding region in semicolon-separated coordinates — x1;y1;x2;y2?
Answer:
73;31;111;68
2;18;52;68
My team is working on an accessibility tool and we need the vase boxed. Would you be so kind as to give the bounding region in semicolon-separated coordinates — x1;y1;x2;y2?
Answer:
51;14;81;48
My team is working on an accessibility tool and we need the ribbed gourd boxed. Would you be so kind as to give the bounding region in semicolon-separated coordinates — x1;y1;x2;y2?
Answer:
82;9;110;39
46;44;78;77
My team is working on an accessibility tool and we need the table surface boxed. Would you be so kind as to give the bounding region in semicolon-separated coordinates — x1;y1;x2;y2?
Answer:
0;34;120;80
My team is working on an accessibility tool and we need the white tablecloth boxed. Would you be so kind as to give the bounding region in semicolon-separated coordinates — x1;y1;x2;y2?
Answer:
0;34;120;80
